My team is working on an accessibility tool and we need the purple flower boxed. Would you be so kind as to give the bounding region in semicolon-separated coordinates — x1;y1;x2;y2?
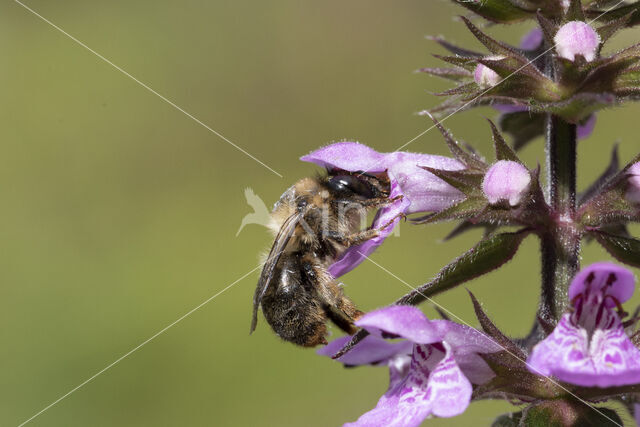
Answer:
301;142;464;277
319;306;500;426
576;114;596;140
527;262;640;387
520;28;543;51
554;21;601;62
482;160;531;206
625;162;640;204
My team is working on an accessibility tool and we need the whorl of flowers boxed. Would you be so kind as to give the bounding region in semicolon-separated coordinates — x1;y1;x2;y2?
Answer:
279;0;640;425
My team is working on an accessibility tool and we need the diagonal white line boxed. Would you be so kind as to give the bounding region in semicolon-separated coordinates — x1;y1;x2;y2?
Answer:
14;0;283;178
357;251;623;427
17;265;261;427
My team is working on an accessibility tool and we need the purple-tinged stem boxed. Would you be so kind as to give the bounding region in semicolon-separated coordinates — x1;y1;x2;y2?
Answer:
540;115;580;322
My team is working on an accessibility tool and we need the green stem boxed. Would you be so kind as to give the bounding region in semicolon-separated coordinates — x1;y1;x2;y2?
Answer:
539;115;580;322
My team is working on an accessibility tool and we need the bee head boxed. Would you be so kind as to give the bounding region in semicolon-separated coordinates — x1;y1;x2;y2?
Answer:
324;170;390;200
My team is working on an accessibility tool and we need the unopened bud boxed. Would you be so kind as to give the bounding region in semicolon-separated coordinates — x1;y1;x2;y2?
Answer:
482;160;531;206
626;162;640;204
474;57;503;88
554;21;600;62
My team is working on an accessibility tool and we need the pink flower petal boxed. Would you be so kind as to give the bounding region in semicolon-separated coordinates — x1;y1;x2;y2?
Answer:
568;262;635;305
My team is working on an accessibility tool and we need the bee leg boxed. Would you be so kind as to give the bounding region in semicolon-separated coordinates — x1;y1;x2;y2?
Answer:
331;212;407;247
331;228;380;246
325;300;363;335
301;257;363;335
358;194;403;208
377;212;407;230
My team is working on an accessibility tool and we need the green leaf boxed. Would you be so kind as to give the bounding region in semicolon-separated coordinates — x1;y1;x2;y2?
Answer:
592;230;640;268
587;1;640;27
536;11;558;46
597;10;634;42
565;0;586;21
475;351;562;400
452;0;533;23
581;56;640;93
487;119;521;162
396;230;530;306
578;151;640;226
461;16;524;57
418;67;472;82
529;92;617;123
433;54;477;72
426;35;483;58
425;112;487;170
469;291;526;358
435;82;480;96
411;196;486;224
421;167;484;194
332;230;531;359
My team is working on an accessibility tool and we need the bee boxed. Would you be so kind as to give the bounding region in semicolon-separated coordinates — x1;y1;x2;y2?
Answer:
250;170;400;347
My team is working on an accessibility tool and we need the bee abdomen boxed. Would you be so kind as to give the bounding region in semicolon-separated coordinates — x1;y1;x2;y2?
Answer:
261;257;328;347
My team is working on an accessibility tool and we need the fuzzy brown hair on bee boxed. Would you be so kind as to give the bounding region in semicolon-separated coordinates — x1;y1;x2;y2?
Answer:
250;170;401;347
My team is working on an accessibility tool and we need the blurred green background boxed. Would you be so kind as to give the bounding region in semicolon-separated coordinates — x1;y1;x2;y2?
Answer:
2;1;639;426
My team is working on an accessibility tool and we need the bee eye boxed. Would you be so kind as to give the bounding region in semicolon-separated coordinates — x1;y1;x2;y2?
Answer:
327;174;374;198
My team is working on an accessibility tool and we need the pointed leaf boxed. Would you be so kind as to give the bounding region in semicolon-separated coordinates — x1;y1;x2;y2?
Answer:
434;82;480;96
475;351;561;400
433;54;477;71
487;119;520;162
581;56;640;93
418;67;472;82
529;92;617;123
332;229;531;359
578;151;640;226
597;10;634;42
468;290;526;358
587;2;640;27
411;196;487;224
396;230;531;306
452;0;532;23
476;57;546;81
461;16;524;57
421;166;484;194
565;0;586;21
536;10;558;46
426;35;484;58
592;230;640;268
425;112;487;170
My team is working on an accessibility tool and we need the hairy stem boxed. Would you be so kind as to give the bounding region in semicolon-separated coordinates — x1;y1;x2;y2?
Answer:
539;115;580;322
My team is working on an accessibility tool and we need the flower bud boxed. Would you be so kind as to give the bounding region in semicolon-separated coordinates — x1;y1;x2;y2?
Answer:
474;57;503;88
626;162;640;204
554;21;600;62
482;160;531;206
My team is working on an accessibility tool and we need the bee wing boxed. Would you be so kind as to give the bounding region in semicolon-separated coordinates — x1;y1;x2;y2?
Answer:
250;211;303;333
